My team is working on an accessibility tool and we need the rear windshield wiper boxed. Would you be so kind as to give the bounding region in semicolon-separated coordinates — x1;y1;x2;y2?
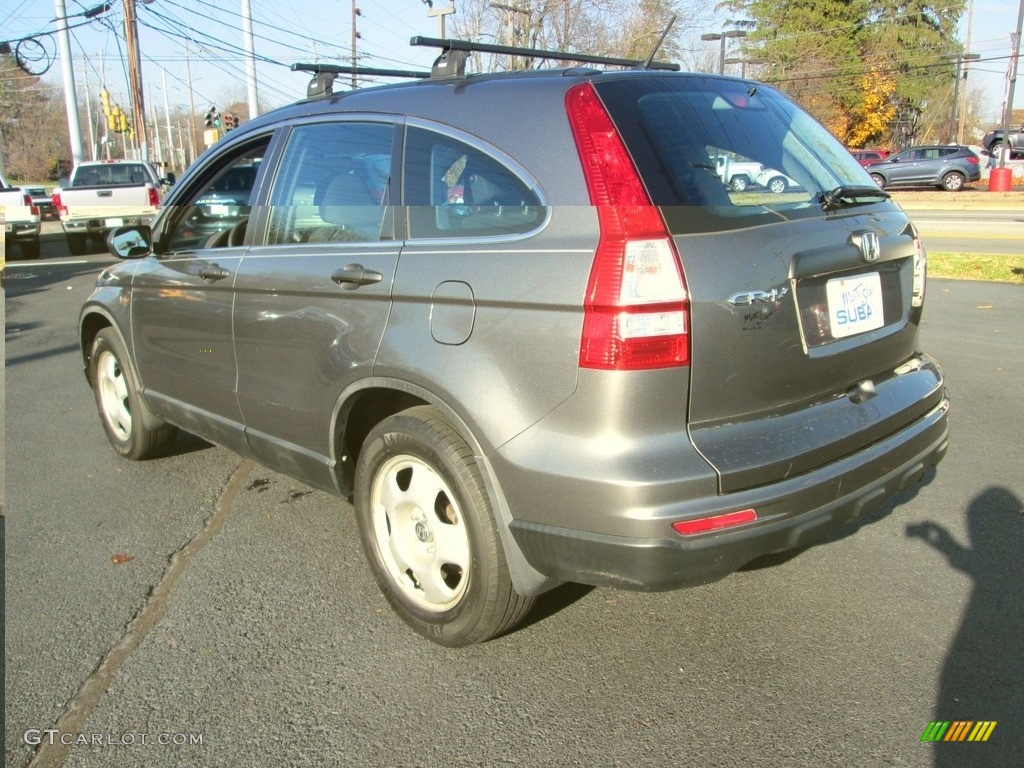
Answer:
819;185;891;211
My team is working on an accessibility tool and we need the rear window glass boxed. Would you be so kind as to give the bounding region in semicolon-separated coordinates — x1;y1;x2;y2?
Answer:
595;77;881;234
71;163;152;186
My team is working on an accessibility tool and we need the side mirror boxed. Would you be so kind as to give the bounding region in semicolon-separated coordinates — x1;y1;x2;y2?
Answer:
59;176;70;187
164;172;176;186
108;225;154;259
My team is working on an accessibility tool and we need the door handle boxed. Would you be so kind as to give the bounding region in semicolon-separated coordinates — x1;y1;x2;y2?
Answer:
331;263;383;288
198;264;230;282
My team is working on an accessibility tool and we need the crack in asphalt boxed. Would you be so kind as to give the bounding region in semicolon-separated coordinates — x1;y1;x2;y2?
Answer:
27;460;254;768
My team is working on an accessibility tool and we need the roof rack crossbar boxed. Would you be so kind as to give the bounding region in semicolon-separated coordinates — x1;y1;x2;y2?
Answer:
410;36;680;72
290;63;430;79
291;62;430;98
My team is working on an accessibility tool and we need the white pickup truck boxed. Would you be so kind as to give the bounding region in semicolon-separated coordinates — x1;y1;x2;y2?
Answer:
51;160;174;255
1;173;41;259
714;155;765;192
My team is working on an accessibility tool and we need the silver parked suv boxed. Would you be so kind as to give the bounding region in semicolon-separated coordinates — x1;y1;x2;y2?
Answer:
80;37;949;646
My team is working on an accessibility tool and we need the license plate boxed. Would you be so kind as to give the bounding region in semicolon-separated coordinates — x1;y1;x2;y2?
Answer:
826;272;884;339
105;218;124;227
208;204;229;216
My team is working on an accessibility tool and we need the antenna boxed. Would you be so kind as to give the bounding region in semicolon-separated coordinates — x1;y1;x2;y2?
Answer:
641;15;676;70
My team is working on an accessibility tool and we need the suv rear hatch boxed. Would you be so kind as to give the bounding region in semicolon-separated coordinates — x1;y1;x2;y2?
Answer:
595;76;943;493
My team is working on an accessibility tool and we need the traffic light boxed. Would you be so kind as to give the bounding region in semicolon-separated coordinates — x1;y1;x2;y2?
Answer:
118;112;128;133
100;89;111;115
223;112;234;132
231;114;240;130
205;106;219;128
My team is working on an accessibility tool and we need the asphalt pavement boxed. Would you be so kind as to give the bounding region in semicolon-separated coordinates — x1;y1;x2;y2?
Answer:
3;265;1023;768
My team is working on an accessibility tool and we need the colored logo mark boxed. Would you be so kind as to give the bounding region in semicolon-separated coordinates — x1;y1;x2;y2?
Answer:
921;721;997;742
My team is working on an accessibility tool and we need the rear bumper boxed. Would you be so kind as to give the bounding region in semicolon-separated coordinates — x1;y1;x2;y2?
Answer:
62;216;155;236
4;222;40;240
509;394;949;591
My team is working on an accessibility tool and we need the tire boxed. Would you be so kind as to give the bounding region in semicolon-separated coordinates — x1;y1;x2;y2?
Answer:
870;173;886;188
19;238;40;259
988;141;1003;158
765;176;787;194
67;233;88;256
940;171;966;191
90;328;178;460
730;176;749;192
354;406;534;646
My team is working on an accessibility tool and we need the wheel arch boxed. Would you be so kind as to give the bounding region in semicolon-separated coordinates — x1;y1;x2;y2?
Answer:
331;378;561;597
79;307;118;387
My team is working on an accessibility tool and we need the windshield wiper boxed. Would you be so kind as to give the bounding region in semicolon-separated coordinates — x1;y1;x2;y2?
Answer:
819;185;891;211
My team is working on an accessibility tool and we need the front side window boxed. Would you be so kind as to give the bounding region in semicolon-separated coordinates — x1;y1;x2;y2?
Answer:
266;121;394;245
165;141;268;252
404;126;545;239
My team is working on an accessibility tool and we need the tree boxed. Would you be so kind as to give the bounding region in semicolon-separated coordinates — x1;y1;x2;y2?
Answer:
0;54;72;181
450;0;714;72
720;0;967;146
847;66;898;146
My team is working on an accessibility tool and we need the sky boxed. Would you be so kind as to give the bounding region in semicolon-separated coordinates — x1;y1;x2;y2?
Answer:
1;0;1021;131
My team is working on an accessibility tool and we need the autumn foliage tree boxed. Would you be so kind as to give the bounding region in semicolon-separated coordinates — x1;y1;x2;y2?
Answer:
846;67;898;147
721;0;967;147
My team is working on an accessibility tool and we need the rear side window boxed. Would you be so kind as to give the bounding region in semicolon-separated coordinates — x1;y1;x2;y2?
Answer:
266;121;394;245
596;77;879;234
403;126;545;239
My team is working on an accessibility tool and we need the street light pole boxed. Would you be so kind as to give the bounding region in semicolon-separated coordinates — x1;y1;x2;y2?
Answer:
701;30;748;75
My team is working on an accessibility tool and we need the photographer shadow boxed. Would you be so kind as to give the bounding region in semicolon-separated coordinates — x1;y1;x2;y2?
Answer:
907;486;1023;766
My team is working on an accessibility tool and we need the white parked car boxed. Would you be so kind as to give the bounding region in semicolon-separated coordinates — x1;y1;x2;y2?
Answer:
756;168;800;193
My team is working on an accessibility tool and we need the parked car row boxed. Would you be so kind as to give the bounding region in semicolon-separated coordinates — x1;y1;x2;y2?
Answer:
848;145;982;191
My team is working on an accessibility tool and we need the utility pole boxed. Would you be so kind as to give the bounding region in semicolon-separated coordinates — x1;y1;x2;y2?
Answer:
82;64;97;161
185;41;198;165
428;4;456;39
351;0;362;88
958;0;976;144
123;0;149;161
54;0;85;166
490;4;528;69
241;0;260;117
162;69;174;170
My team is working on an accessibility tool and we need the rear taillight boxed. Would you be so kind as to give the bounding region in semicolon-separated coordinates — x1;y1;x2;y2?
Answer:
51;190;66;216
565;82;690;370
912;232;927;308
966;155;979;165
22;192;38;216
147;185;161;208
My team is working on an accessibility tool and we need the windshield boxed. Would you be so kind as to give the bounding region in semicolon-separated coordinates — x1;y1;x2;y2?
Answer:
596;76;884;233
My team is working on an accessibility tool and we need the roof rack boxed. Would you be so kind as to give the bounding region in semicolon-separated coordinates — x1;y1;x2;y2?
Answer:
290;63;430;98
410;36;681;79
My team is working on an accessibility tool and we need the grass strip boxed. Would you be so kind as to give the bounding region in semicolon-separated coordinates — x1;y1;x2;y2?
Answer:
928;252;1024;284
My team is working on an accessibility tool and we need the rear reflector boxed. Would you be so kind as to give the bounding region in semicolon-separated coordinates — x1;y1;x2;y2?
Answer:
566;82;690;370
672;509;758;536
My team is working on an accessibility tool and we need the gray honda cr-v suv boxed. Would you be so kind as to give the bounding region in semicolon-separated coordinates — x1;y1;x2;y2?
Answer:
80;38;948;646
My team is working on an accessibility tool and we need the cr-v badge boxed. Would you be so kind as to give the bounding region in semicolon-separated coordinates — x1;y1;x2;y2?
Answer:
728;286;789;306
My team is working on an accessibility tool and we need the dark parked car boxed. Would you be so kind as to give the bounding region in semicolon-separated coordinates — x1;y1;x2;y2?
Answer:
850;149;891;166
79;38;949;646
864;145;981;190
24;186;57;220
